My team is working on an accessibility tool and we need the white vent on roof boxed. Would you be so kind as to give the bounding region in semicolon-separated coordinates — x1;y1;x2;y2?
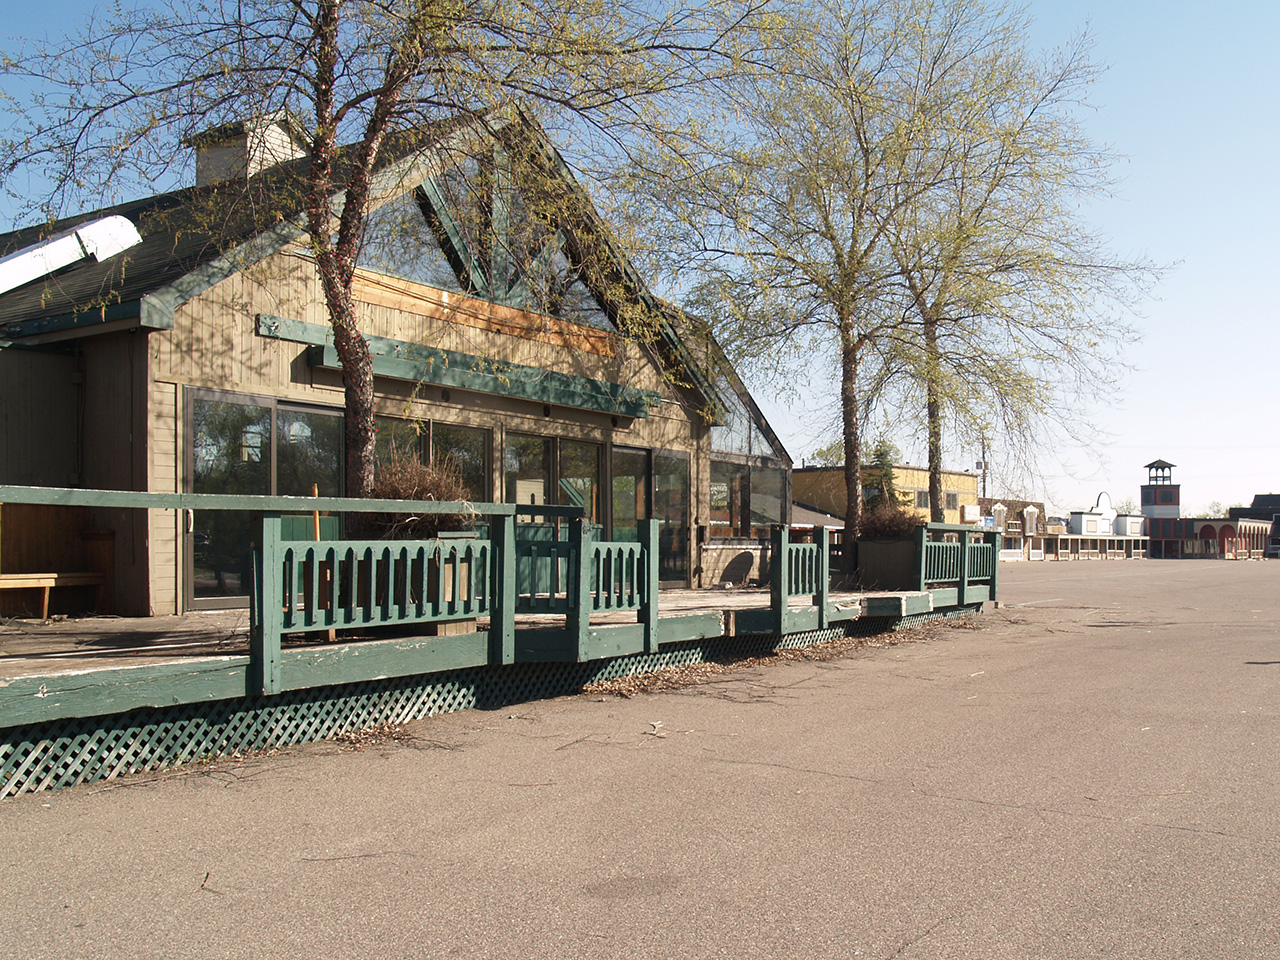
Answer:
0;215;142;296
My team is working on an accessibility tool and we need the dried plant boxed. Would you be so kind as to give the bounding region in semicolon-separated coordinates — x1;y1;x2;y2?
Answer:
858;497;925;540
356;448;475;540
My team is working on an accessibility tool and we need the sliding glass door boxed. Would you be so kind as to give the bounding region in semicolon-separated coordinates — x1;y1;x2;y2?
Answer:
187;391;341;609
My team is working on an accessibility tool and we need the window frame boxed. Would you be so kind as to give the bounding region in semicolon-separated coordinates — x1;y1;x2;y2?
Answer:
184;387;344;611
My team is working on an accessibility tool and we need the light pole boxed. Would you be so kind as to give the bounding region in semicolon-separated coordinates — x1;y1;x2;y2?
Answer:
976;440;988;500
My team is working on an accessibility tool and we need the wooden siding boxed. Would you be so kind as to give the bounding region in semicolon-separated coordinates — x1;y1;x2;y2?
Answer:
82;333;152;616
147;248;710;610
0;349;77;487
149;380;180;614
351;269;618;356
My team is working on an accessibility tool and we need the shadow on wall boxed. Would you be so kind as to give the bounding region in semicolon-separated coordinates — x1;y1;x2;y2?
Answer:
719;551;756;585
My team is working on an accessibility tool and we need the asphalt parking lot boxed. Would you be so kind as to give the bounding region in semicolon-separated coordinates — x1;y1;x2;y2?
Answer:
3;558;1279;959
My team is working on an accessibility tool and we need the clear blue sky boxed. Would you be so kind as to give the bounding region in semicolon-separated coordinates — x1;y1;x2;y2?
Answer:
4;2;1277;515
1021;0;1280;516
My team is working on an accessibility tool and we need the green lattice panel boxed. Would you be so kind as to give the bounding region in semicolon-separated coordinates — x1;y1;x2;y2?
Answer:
893;604;983;631
2;610;978;798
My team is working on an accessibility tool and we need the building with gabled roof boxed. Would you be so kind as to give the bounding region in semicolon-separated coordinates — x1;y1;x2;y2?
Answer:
0;112;790;615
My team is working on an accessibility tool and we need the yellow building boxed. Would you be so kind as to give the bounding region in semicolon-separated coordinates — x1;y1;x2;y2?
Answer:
792;464;980;526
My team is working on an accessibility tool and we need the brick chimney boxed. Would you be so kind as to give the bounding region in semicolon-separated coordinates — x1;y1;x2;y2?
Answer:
185;112;309;186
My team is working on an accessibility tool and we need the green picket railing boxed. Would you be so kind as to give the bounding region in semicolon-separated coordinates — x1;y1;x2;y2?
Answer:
915;524;1000;606
0;486;997;712
770;526;831;635
249;504;663;692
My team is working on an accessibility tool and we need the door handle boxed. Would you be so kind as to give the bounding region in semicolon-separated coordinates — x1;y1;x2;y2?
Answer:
185;509;194;534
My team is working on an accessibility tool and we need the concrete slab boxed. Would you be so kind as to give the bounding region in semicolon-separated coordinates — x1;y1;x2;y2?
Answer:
3;559;1279;957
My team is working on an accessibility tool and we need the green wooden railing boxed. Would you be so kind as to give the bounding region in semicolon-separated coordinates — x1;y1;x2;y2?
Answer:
770;526;831;635
251;505;664;692
0;487;999;713
274;537;492;628
915;524;1000;606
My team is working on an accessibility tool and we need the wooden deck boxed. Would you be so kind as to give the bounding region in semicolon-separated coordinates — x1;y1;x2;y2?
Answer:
0;587;888;682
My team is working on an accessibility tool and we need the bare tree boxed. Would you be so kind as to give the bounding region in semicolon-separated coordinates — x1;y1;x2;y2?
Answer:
879;5;1157;521
629;0;1156;537
1;0;755;495
625;0;958;549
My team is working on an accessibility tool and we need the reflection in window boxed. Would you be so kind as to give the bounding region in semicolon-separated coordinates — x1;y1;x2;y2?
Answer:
711;460;788;539
375;416;423;466
709;377;786;461
559;440;601;523
277;408;342;497
654;453;689;581
434;424;489;500
710;460;750;538
358;192;464;292
193;401;272;489
750;466;785;537
505;434;551;506
710;381;752;456
191;399;272;600
611;448;648;543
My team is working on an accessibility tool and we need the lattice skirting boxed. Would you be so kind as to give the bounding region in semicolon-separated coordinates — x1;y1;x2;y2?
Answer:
2;608;980;798
893;603;985;630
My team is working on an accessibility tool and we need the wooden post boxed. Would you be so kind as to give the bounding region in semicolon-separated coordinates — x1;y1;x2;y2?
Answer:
311;483;336;641
491;513;516;664
770;524;789;636
253;512;284;695
640;518;660;653
816;526;829;629
914;524;930;593
986;529;1000;603
311;483;321;540
570;516;592;661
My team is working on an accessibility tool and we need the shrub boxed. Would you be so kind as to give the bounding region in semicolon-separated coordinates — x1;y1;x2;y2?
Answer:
859;496;925;539
355;447;476;539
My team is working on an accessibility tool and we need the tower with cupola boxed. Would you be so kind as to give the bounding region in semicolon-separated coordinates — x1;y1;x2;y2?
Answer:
1140;459;1180;519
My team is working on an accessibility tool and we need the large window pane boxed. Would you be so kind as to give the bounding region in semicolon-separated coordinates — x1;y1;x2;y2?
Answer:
505;434;551;506
611;448;648;543
710;460;751;538
434;424;489;500
375;416;424;468
710;381;752;456
191;399;271;599
654;453;689;582
277;408;342;497
559;440;601;523
750;466;786;537
358;191;465;293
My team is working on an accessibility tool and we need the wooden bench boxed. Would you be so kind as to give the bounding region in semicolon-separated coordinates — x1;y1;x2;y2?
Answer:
0;503;114;618
0;572;106;619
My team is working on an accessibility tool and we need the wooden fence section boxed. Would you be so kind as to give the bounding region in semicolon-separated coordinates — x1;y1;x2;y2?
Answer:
0;487;998;727
770;526;831;634
918;524;1000;608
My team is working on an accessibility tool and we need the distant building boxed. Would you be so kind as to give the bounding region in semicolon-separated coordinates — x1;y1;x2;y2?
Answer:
1140;458;1182;519
1227;496;1280;558
1140;462;1269;559
1227;494;1280;522
977;497;1047;561
1040;490;1148;561
792;463;979;526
